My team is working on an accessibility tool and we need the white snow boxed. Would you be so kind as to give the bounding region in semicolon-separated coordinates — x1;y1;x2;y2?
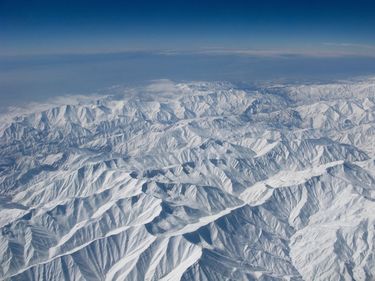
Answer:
0;78;375;280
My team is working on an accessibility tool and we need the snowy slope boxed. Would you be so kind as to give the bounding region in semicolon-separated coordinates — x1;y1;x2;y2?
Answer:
0;79;375;281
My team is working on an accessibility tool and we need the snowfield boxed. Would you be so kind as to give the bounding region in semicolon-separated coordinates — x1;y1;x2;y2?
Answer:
1;78;375;280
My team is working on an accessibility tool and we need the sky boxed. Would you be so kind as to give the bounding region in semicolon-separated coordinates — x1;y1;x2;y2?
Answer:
1;0;375;56
1;0;375;109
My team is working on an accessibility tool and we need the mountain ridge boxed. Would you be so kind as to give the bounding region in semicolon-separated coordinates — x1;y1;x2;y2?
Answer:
0;78;375;280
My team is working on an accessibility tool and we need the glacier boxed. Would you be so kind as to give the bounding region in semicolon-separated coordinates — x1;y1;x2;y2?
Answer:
0;78;375;280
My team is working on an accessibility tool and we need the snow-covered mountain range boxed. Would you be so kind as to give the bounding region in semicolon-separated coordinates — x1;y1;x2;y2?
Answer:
1;78;375;280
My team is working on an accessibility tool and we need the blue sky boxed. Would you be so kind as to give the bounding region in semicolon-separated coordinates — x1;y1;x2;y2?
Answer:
1;0;375;56
1;0;375;109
